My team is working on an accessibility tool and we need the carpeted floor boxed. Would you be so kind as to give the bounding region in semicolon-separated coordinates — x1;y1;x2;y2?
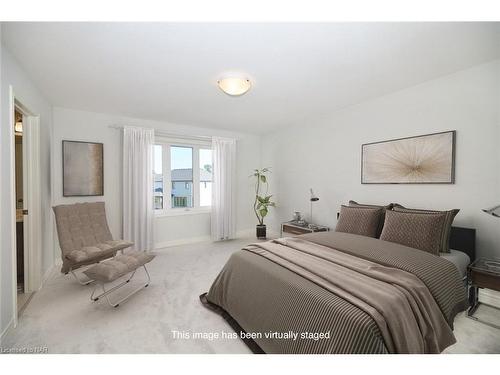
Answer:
3;238;500;354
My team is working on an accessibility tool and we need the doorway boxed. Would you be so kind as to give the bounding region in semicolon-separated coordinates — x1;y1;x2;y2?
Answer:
14;109;32;314
10;89;42;325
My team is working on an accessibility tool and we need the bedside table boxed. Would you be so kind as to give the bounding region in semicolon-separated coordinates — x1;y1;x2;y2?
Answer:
467;257;500;329
281;221;329;237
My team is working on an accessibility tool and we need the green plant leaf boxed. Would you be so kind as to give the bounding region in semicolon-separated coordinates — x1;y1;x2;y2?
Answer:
252;167;273;220
259;208;268;218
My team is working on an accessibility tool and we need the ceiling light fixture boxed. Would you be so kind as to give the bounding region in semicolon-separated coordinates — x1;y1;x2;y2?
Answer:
217;77;251;96
15;121;23;133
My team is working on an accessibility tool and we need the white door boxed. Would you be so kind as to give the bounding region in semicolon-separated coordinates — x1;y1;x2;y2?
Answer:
22;115;42;293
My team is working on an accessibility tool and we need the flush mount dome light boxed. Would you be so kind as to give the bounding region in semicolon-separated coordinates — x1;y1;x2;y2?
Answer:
217;77;251;96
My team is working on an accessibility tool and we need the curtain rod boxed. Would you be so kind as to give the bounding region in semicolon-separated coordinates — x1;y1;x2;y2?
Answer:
108;125;212;142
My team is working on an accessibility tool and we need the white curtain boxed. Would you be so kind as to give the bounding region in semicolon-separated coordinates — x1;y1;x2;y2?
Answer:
211;137;236;241
123;126;155;251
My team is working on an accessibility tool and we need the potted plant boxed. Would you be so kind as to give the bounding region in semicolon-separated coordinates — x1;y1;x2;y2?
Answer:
251;168;275;239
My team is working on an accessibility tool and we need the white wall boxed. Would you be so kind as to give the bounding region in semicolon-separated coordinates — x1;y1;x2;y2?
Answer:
52;107;260;255
262;60;500;259
0;25;3;340
1;43;53;338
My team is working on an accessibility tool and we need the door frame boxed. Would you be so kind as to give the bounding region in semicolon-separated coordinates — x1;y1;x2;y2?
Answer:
9;86;42;327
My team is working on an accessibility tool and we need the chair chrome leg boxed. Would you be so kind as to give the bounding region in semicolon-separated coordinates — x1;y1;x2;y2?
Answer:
70;269;95;285
90;284;100;301
90;265;151;307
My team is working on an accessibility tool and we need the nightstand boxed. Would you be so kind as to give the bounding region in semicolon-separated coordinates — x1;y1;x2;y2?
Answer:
281;221;329;237
467;257;500;329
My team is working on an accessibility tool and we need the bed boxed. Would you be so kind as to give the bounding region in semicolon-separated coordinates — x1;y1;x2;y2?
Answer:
201;226;475;354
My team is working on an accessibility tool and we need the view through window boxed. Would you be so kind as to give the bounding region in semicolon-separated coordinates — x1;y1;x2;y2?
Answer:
171;146;193;208
153;141;212;212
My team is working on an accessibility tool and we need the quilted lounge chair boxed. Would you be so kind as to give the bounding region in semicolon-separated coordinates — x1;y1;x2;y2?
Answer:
53;202;133;284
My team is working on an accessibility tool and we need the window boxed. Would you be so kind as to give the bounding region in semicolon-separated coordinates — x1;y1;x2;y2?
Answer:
153;138;212;214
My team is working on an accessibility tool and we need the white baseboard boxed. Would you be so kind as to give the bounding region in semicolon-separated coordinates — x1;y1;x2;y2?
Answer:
268;230;280;239
39;264;57;289
235;228;255;238
154;228;262;250
0;318;14;345
0;264;58;346
155;235;212;249
479;289;500;308
236;228;280;239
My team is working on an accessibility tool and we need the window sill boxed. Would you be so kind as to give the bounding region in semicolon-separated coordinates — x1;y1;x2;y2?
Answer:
155;208;211;218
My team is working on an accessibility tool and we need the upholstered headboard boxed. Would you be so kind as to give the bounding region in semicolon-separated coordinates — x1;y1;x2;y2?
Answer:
449;226;476;261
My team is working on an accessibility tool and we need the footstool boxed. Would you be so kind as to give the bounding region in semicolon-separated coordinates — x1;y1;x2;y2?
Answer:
84;251;155;307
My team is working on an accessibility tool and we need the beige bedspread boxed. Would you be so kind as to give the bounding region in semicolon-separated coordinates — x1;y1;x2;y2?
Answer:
205;232;468;354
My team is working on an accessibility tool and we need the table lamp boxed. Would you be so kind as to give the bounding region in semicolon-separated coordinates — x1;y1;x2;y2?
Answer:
309;188;319;228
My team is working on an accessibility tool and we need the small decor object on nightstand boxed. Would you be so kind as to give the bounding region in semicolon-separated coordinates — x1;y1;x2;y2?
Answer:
292;211;306;225
251;168;276;239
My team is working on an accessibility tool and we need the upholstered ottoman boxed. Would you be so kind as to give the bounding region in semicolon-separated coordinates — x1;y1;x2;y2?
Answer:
84;251;155;307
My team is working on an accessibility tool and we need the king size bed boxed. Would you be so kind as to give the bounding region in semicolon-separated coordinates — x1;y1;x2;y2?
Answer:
201;202;475;354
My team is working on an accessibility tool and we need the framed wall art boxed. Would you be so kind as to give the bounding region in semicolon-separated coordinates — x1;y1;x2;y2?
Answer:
361;130;456;184
63;140;104;196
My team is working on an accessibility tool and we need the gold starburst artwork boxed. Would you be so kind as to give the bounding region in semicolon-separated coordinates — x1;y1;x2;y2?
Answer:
362;131;455;184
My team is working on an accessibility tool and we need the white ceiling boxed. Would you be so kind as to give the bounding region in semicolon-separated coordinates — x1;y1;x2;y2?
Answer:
2;22;500;134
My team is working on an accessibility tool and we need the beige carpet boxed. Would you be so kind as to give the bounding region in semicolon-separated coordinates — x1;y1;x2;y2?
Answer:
3;237;500;354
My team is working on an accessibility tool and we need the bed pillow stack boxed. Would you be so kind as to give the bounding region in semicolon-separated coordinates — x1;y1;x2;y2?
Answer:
335;201;459;255
379;210;447;255
348;200;393;237
390;204;459;254
335;205;383;238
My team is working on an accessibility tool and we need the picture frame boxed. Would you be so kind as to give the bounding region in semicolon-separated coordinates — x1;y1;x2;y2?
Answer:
361;130;456;184
62;140;104;196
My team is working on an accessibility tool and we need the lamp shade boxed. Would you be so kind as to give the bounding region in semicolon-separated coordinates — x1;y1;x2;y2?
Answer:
217;77;251;96
310;188;319;202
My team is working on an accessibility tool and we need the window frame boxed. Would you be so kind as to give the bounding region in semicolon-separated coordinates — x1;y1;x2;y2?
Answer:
154;136;212;216
153;145;165;211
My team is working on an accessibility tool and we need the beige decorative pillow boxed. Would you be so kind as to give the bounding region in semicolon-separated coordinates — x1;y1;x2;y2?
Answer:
349;200;393;238
335;205;383;238
392;204;459;253
380;210;446;255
